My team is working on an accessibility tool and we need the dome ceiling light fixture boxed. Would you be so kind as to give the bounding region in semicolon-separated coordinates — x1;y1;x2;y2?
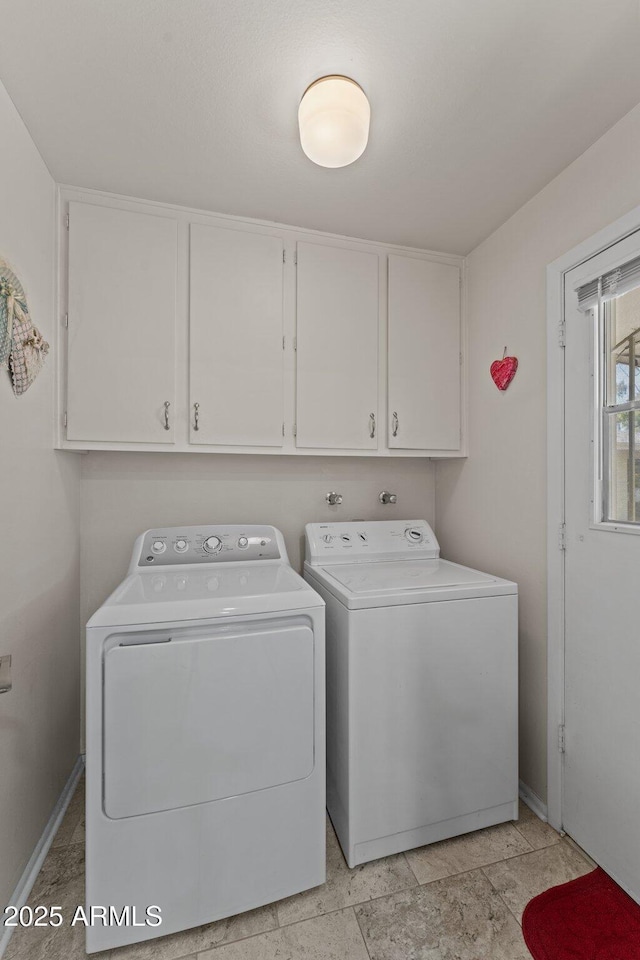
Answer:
298;76;370;168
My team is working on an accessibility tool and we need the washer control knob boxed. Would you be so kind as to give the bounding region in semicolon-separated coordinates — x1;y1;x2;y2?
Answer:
174;539;189;553
203;536;222;554
322;534;333;543
237;536;249;549
405;527;424;543
151;539;166;554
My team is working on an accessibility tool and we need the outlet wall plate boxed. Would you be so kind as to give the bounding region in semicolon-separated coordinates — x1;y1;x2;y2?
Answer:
0;654;12;693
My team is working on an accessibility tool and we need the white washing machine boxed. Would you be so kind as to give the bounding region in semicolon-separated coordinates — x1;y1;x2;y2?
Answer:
85;525;325;953
304;519;518;869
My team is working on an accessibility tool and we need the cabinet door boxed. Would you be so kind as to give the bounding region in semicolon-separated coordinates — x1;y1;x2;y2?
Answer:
190;225;284;447
388;255;461;450
67;202;177;443
296;242;379;449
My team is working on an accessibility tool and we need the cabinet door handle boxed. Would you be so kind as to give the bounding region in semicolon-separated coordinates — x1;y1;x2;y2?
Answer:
369;412;376;439
193;402;200;431
392;411;399;437
163;401;171;431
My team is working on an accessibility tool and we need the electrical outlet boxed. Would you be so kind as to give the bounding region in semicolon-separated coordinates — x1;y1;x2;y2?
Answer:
0;655;12;693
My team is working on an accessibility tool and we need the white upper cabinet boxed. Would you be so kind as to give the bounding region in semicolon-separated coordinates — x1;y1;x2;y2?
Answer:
295;242;379;450
67;202;177;443
60;190;465;456
190;225;284;447
388;255;461;451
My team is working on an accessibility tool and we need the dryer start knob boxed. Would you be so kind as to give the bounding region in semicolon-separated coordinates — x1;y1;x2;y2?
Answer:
203;536;222;555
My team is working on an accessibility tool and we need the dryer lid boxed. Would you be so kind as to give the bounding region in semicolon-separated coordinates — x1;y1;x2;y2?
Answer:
87;562;323;628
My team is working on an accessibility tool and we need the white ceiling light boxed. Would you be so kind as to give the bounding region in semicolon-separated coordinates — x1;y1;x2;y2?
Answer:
298;76;370;168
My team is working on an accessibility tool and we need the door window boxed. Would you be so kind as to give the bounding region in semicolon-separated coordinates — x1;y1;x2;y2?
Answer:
603;289;640;523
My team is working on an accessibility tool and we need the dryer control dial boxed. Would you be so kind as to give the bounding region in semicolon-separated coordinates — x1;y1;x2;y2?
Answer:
151;539;167;554
202;536;222;555
405;527;424;544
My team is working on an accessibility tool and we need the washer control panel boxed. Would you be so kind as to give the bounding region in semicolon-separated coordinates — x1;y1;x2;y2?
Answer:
135;525;283;568
305;520;439;564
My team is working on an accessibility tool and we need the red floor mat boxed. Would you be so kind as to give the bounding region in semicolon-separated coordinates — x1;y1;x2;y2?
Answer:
522;867;640;959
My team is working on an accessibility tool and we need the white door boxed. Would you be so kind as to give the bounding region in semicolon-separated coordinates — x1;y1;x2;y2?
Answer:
296;242;379;449
563;231;640;900
190;225;285;446
388;255;461;450
67;202;177;443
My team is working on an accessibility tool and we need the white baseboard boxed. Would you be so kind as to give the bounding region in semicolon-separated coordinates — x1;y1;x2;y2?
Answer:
0;755;84;960
519;779;548;822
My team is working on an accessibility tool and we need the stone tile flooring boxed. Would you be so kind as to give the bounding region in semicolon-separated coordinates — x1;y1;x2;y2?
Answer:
4;777;594;960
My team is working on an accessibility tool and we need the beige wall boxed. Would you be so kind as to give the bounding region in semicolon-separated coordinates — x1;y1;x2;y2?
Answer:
79;453;435;745
0;82;82;905
81;452;435;620
436;103;640;803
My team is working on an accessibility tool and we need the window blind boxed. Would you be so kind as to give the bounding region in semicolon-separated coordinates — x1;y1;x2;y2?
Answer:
576;254;640;311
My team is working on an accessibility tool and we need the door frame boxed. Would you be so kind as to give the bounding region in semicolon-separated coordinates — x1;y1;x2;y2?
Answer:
546;202;640;831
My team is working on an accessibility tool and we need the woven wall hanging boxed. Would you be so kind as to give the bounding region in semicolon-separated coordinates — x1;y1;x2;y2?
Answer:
490;346;518;391
0;258;49;396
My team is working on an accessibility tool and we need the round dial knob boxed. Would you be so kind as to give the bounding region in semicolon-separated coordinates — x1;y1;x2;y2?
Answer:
174;539;189;553
203;536;222;554
151;539;166;554
405;527;424;543
237;536;249;549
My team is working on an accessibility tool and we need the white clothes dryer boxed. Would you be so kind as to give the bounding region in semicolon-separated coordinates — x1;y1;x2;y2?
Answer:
304;519;517;868
85;525;325;953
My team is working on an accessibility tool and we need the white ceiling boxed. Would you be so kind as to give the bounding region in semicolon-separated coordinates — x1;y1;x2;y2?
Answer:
1;0;639;254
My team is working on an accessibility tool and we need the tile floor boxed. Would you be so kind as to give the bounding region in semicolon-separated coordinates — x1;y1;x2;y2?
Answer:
4;777;595;960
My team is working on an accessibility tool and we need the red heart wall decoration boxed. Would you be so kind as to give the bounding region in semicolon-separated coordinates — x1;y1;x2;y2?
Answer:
490;348;518;391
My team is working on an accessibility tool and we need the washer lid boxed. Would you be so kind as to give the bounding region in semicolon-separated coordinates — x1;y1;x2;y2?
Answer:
308;559;517;608
88;562;323;628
